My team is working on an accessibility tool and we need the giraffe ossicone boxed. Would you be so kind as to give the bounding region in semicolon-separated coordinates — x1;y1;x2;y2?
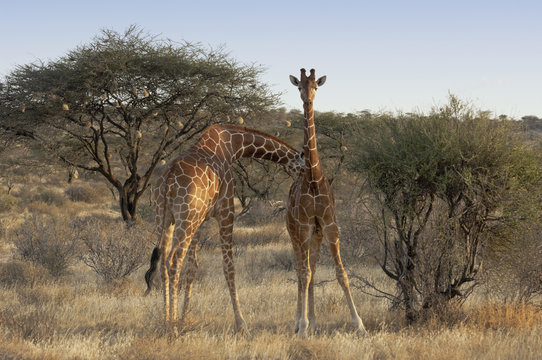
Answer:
287;68;366;337
144;124;304;334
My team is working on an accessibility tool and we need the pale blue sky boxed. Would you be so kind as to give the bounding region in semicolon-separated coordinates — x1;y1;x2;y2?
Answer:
1;0;540;117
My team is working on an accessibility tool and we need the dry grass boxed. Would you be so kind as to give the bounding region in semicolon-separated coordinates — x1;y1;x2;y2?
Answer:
65;183;107;203
1;236;541;359
0;172;541;359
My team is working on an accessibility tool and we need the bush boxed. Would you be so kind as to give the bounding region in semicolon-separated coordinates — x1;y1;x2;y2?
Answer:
13;216;79;277
349;96;542;323
31;189;66;206
484;226;542;304
0;261;52;288
25;201;60;217
79;219;150;281
65;184;103;203
0;192;17;212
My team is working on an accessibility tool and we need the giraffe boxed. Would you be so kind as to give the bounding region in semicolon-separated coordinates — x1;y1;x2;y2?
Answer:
144;123;304;333
287;68;366;337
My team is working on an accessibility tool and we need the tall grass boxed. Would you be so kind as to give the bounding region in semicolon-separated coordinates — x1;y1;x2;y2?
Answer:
1;232;541;359
0;166;541;359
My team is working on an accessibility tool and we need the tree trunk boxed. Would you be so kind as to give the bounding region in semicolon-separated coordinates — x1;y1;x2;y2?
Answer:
400;277;418;325
118;188;139;223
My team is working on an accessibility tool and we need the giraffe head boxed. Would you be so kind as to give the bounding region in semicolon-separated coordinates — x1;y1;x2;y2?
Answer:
289;68;326;107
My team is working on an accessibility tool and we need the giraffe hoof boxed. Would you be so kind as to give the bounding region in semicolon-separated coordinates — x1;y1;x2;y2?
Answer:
355;327;367;338
166;325;179;342
308;320;319;335
235;325;251;339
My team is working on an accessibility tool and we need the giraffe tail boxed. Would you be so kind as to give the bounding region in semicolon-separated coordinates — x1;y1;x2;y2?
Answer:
144;246;162;296
144;173;173;296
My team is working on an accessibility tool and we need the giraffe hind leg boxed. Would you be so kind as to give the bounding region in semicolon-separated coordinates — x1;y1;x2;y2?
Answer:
167;223;197;329
180;239;199;325
158;222;175;323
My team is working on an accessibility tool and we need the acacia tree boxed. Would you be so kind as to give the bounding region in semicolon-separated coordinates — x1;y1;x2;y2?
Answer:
350;96;542;323
0;26;277;221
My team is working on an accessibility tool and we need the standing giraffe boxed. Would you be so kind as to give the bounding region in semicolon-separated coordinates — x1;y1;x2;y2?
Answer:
145;123;303;333
287;68;366;337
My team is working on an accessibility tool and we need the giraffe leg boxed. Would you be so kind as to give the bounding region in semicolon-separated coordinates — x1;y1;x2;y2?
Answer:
308;229;323;333
180;239;199;325
297;243;311;338
292;225;312;338
168;251;181;333
217;206;248;335
167;223;197;333
159;224;175;323
324;224;367;336
162;250;171;323
287;210;306;334
292;241;303;333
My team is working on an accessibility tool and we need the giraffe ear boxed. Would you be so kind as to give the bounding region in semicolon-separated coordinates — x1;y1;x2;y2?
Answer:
289;75;300;87
316;76;327;87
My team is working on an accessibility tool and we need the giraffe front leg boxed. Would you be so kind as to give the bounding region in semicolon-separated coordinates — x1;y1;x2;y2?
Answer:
292;243;303;334
217;209;248;335
325;226;367;337
295;274;302;334
297;252;311;338
293;225;312;338
308;231;323;333
287;217;311;336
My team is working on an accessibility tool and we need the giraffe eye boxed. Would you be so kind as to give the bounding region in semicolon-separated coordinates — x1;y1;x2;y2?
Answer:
298;88;302;92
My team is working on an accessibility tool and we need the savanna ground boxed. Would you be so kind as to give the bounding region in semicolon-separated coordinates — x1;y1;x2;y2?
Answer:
1;157;541;360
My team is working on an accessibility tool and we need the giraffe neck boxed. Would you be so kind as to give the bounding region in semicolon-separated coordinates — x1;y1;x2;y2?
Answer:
196;124;303;175
234;126;302;173
303;103;322;182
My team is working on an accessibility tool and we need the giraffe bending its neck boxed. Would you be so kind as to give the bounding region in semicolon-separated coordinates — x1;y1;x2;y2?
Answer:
287;69;366;337
146;123;303;333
